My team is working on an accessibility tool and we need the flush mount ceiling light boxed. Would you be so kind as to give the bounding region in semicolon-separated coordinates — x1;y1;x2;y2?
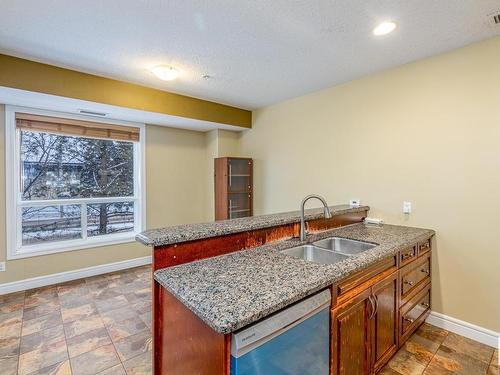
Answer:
373;21;397;36
151;65;179;81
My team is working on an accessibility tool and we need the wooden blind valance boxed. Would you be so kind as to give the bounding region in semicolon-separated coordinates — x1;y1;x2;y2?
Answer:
16;113;140;142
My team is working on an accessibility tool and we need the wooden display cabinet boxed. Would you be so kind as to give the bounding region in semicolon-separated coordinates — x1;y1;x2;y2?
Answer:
214;157;253;220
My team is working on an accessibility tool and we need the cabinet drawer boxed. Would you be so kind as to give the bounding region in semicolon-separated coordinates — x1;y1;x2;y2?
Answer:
399;245;418;266
418;238;431;256
400;285;431;337
400;254;431;298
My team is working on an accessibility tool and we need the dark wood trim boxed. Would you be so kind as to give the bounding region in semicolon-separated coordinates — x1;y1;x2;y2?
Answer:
336;256;397;303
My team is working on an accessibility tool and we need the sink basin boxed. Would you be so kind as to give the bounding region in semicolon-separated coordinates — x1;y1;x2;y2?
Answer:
312;237;377;255
280;245;349;264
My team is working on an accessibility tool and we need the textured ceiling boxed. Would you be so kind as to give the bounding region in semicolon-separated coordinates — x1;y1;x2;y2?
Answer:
1;0;499;109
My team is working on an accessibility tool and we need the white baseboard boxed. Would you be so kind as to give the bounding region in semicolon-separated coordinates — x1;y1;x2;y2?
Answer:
0;255;152;295
426;311;500;349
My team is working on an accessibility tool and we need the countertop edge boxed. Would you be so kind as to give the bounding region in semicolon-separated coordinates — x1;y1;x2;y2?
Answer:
136;205;369;246
154;224;435;334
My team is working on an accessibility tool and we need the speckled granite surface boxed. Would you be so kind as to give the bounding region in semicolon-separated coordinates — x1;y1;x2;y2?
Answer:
154;223;435;334
136;204;369;246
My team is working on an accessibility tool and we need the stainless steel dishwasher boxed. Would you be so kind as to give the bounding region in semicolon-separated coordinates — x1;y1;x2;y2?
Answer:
230;289;331;375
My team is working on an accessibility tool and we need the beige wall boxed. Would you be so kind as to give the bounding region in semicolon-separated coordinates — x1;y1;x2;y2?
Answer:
0;109;209;284
239;36;500;331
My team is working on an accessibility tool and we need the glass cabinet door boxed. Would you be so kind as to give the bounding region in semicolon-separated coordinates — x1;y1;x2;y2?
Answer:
228;159;252;193
228;193;252;219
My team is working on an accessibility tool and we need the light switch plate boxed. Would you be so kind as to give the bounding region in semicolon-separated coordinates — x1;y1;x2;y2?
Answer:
403;201;412;214
349;199;361;208
0;262;5;272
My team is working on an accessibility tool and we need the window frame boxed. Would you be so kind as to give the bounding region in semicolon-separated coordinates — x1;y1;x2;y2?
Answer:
6;105;146;260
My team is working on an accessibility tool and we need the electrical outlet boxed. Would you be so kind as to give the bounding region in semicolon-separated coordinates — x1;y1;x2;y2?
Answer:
0;262;5;272
403;201;412;214
349;198;361;208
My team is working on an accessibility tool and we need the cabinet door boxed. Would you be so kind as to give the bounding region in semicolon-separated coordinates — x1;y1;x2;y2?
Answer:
227;158;252;193
331;289;372;375
371;272;398;374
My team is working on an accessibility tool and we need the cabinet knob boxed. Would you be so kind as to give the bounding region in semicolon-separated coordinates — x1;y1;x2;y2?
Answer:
402;253;414;260
421;269;430;275
404;280;414;286
421;302;430;308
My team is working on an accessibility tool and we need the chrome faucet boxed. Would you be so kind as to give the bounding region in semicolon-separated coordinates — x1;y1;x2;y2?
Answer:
300;194;332;241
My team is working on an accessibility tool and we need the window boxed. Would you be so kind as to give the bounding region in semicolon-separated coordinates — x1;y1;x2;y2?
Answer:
6;107;145;259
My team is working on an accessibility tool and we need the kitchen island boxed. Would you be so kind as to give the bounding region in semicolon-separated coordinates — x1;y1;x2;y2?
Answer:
137;205;434;375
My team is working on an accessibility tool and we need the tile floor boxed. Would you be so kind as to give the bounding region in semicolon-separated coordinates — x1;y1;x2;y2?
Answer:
0;265;498;375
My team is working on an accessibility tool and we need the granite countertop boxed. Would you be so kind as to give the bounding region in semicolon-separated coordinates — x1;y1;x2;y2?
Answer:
136;204;369;246
154;223;435;334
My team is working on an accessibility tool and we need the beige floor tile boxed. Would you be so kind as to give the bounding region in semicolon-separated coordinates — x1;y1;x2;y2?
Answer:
70;343;120;375
66;327;111;358
23;301;60;322
20;325;66;355
492;349;499;366
61;303;98;324
138;312;152;330
106;317;147;342
442;332;494;363
96;364;126;375
95;295;129;313
64;314;105;339
0;320;22;340
123;350;152;375
100;306;137;326
28;359;72;375
427;345;490;374
0;355;19;375
18;337;68;375
385;346;427;374
0;335;20;358
22;312;62;337
0;299;25;314
0;291;25;305
113;330;152;362
488;364;500;375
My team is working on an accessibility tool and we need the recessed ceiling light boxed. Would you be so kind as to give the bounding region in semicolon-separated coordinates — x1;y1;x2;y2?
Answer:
373;21;397;36
151;66;179;81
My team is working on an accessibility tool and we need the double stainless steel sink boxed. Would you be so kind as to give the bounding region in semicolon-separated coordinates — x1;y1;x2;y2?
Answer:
280;237;377;265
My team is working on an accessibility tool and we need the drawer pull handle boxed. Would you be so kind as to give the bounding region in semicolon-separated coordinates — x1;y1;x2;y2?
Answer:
421;269;430;275
421;302;430;308
404;280;414;286
420;243;430;249
403;317;415;323
402;253;414;260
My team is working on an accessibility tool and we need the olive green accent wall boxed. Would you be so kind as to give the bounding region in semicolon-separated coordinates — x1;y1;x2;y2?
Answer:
0;54;251;128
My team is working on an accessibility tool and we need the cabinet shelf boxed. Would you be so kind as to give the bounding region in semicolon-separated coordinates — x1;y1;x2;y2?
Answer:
215;157;253;220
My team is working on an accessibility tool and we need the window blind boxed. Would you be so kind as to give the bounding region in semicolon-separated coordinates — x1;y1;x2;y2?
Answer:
16;113;140;142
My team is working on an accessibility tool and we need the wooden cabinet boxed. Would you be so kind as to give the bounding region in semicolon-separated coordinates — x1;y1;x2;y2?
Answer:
214;157;253;220
370;272;398;373
332;236;432;375
332;271;398;375
331;289;372;375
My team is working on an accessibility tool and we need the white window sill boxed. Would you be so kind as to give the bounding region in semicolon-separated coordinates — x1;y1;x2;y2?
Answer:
7;233;140;260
